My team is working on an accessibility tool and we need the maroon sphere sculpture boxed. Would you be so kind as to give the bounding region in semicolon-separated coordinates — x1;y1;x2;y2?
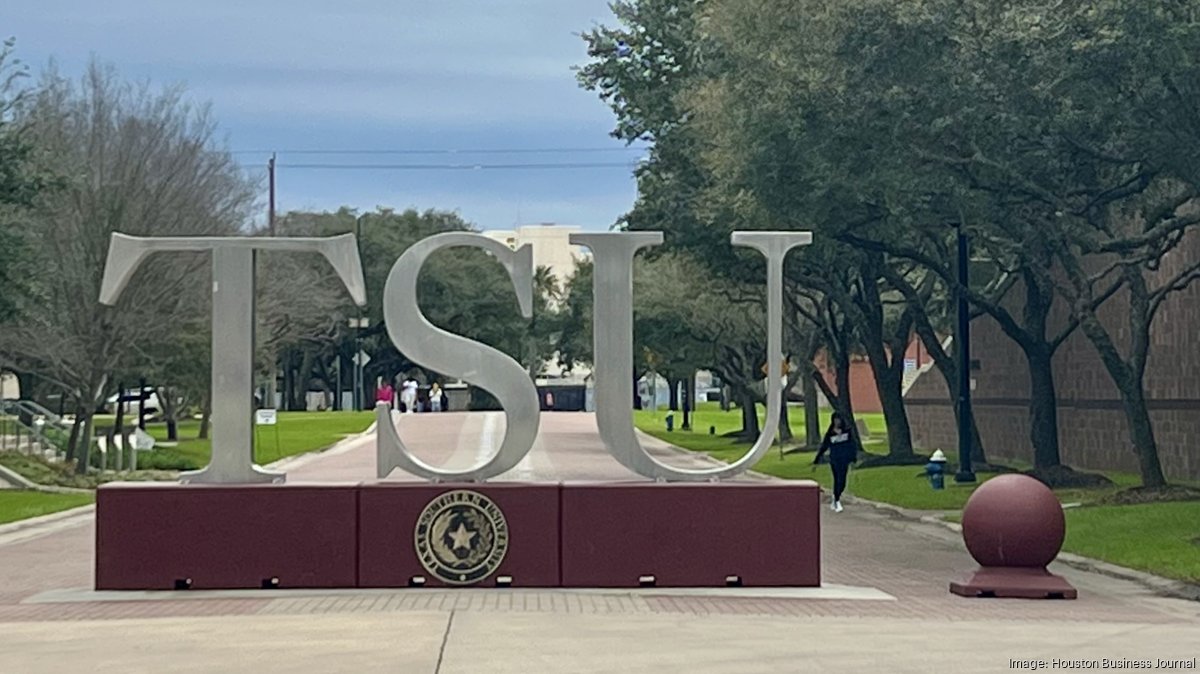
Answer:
961;474;1065;568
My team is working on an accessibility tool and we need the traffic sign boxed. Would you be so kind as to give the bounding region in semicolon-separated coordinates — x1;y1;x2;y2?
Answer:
255;408;278;426
761;360;792;376
353;350;371;367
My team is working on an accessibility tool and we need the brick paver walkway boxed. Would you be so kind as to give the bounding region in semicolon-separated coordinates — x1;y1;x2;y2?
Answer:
1;412;1196;626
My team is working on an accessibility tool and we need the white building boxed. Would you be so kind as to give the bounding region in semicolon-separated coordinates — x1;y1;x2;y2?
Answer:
484;224;591;380
483;224;589;286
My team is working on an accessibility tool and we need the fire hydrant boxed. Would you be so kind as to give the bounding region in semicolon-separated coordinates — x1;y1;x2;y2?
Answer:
925;449;948;490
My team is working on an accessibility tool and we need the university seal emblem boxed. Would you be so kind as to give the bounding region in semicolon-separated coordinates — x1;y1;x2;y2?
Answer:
414;490;509;585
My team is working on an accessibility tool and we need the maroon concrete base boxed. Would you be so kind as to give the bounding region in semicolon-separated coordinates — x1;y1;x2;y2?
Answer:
95;482;359;590
96;480;823;590
560;481;821;587
950;567;1078;599
358;482;559;588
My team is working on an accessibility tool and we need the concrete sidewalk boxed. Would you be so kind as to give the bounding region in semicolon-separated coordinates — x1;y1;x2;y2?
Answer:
1;612;1197;674
0;411;1196;673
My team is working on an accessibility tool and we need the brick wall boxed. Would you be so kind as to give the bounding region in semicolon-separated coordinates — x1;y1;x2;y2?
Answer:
815;339;934;414
905;229;1200;481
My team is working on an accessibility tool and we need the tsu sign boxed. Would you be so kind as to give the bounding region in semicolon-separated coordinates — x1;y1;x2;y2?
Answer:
100;230;811;484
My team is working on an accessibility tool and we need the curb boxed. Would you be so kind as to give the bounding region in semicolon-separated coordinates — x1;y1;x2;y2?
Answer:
0;419;380;533
842;490;1200;603
0;503;95;538
266;420;379;473
633;429;778;482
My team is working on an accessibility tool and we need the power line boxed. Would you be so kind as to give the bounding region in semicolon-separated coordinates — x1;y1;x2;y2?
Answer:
231;147;648;156
276;161;641;170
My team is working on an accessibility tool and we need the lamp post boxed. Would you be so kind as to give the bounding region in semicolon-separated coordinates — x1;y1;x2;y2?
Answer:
953;222;977;483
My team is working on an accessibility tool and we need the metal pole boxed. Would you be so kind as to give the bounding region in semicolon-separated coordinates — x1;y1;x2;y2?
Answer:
335;353;342;411
138;376;147;430
354;215;363;412
954;223;977;483
355;324;363;411
264;153;277;415
268;153;277;236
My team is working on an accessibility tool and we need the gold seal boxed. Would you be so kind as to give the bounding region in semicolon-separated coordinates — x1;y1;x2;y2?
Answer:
414;490;509;585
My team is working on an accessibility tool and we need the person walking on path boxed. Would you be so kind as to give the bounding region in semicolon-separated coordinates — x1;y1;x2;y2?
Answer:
813;413;860;513
375;379;395;410
400;377;419;413
429;382;443;412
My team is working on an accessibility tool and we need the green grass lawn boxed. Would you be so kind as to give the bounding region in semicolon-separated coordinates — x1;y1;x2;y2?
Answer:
0;490;94;525
139;411;376;470
638;402;981;508
636;401;1200;583
635;402;1154;510
1062;502;1200;583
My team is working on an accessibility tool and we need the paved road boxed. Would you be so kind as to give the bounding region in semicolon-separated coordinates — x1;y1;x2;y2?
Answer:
0;411;1196;673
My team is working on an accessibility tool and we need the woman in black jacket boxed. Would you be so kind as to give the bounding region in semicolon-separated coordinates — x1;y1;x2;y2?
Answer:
812;413;859;512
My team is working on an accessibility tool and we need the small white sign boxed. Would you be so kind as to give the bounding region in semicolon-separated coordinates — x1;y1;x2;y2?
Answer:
353;350;371;367
132;428;156;451
903;358;917;372
255;409;278;426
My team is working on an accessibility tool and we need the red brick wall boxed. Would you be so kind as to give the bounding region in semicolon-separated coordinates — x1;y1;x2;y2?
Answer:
814;340;937;414
905;229;1200;481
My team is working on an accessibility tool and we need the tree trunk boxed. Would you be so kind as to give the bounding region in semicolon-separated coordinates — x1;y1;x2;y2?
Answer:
739;389;760;439
1026;347;1063;470
282;350;296;411
199;393;212;440
833;354;854;423
1118;383;1167;488
883;263;989;465
681;374;693;431
778;392;792;442
668;377;680;411
874;362;916;458
65;403;84;462
803;372;821;448
158;386;179;441
632;372;642;410
295;350;315;411
266;350;277;411
75;410;94;474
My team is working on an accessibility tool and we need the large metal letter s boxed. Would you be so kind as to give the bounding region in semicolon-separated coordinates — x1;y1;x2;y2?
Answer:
376;233;540;482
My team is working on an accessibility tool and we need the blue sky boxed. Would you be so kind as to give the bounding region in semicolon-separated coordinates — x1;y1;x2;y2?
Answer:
4;0;644;231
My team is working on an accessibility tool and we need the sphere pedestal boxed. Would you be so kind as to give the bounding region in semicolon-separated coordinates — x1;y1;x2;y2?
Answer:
949;474;1077;599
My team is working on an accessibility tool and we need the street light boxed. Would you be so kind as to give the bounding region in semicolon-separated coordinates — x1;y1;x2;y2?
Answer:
953;221;976;484
352;214;366;412
348;316;369;411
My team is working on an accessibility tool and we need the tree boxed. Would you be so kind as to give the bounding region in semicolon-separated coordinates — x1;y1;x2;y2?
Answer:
266;207;563;410
579;0;906;451
0;62;254;472
688;0;1200;489
0;39;54;322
